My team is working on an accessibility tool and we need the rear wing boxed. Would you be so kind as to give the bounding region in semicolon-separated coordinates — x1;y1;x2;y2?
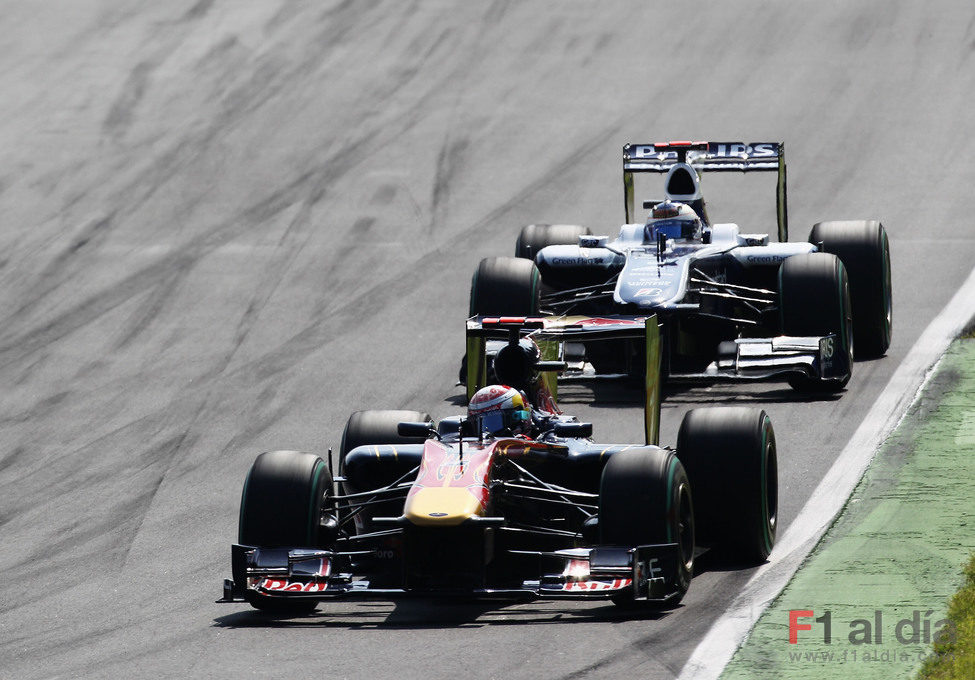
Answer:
465;315;662;446
622;141;788;242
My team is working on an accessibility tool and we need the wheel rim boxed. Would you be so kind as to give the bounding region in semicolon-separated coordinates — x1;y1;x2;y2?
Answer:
845;276;854;363
882;232;892;347
764;436;778;542
306;461;327;546
676;481;694;571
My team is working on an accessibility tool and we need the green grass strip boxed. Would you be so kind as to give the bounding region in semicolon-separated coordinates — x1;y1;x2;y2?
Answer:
722;338;975;679
918;554;975;679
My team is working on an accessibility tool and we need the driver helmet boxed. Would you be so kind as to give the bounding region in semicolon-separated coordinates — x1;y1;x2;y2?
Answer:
493;337;541;391
645;200;702;242
468;385;531;436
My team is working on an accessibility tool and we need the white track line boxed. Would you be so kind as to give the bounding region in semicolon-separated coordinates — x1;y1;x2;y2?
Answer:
678;265;975;680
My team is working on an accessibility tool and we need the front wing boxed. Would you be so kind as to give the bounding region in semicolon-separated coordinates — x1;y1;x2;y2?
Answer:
219;542;685;604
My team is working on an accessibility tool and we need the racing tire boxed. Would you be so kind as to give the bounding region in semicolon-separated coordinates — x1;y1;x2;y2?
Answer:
599;448;694;606
809;220;892;358
469;256;541;317
238;450;332;614
338;409;432;565
339;409;433;477
515;224;591;260
676;408;777;564
779;252;853;392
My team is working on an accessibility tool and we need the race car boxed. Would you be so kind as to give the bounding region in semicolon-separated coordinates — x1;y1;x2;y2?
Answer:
467;141;892;391
220;318;777;614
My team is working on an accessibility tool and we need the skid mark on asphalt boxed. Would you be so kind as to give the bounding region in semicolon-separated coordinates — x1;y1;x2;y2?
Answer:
0;5;503;363
0;391;71;428
0;157;334;366
4;213;116;322
0;445;26;479
226;180;328;353
217;388;293;458
430;134;469;233
111;257;194;351
180;0;215;22
103;61;155;138
115;431;193;570
218;120;624;385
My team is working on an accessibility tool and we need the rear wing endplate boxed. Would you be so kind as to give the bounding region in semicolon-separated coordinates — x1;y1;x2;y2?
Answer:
622;141;788;242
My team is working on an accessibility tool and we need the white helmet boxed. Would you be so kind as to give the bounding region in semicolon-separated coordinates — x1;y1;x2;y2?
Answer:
468;385;531;436
645;200;702;241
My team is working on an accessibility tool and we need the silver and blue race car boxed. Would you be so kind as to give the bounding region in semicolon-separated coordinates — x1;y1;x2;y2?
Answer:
468;141;891;392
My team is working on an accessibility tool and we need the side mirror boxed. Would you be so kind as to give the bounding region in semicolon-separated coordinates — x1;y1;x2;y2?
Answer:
536;360;568;373
553;422;593;438
397;422;435;438
579;235;609;248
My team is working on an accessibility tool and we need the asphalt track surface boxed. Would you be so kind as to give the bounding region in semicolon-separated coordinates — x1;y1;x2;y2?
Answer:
2;2;974;679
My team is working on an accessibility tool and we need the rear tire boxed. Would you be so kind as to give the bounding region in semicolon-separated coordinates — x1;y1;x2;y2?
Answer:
599;448;694;606
238;450;332;614
469;256;541;317
809;220;892;358
515;224;591;259
779;252;853;392
676;408;777;564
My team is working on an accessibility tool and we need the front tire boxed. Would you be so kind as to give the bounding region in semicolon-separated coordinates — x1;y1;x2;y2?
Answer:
599;448;694;606
676;408;777;564
339;410;432;534
469;256;541;317
809;220;892;358
779;252;853;392
238;450;332;614
339;409;433;475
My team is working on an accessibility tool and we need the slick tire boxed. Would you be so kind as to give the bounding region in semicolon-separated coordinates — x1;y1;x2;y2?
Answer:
779;252;853;392
469;256;541;317
339;409;432;541
515;224;591;260
339;409;433;477
809;220;892;358
599;448;694;606
676;408;777;564
238;450;332;614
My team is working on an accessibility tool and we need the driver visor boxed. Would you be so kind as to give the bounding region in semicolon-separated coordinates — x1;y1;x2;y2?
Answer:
479;408;529;433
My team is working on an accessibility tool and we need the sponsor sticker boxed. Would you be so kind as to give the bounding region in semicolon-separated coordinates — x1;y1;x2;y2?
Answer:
551;257;605;266
712;143;778;158
745;254;787;264
562;578;632;592
627;142;778;160
634;288;663;297
574;317;647;326
822;337;835;359
260;579;329;593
